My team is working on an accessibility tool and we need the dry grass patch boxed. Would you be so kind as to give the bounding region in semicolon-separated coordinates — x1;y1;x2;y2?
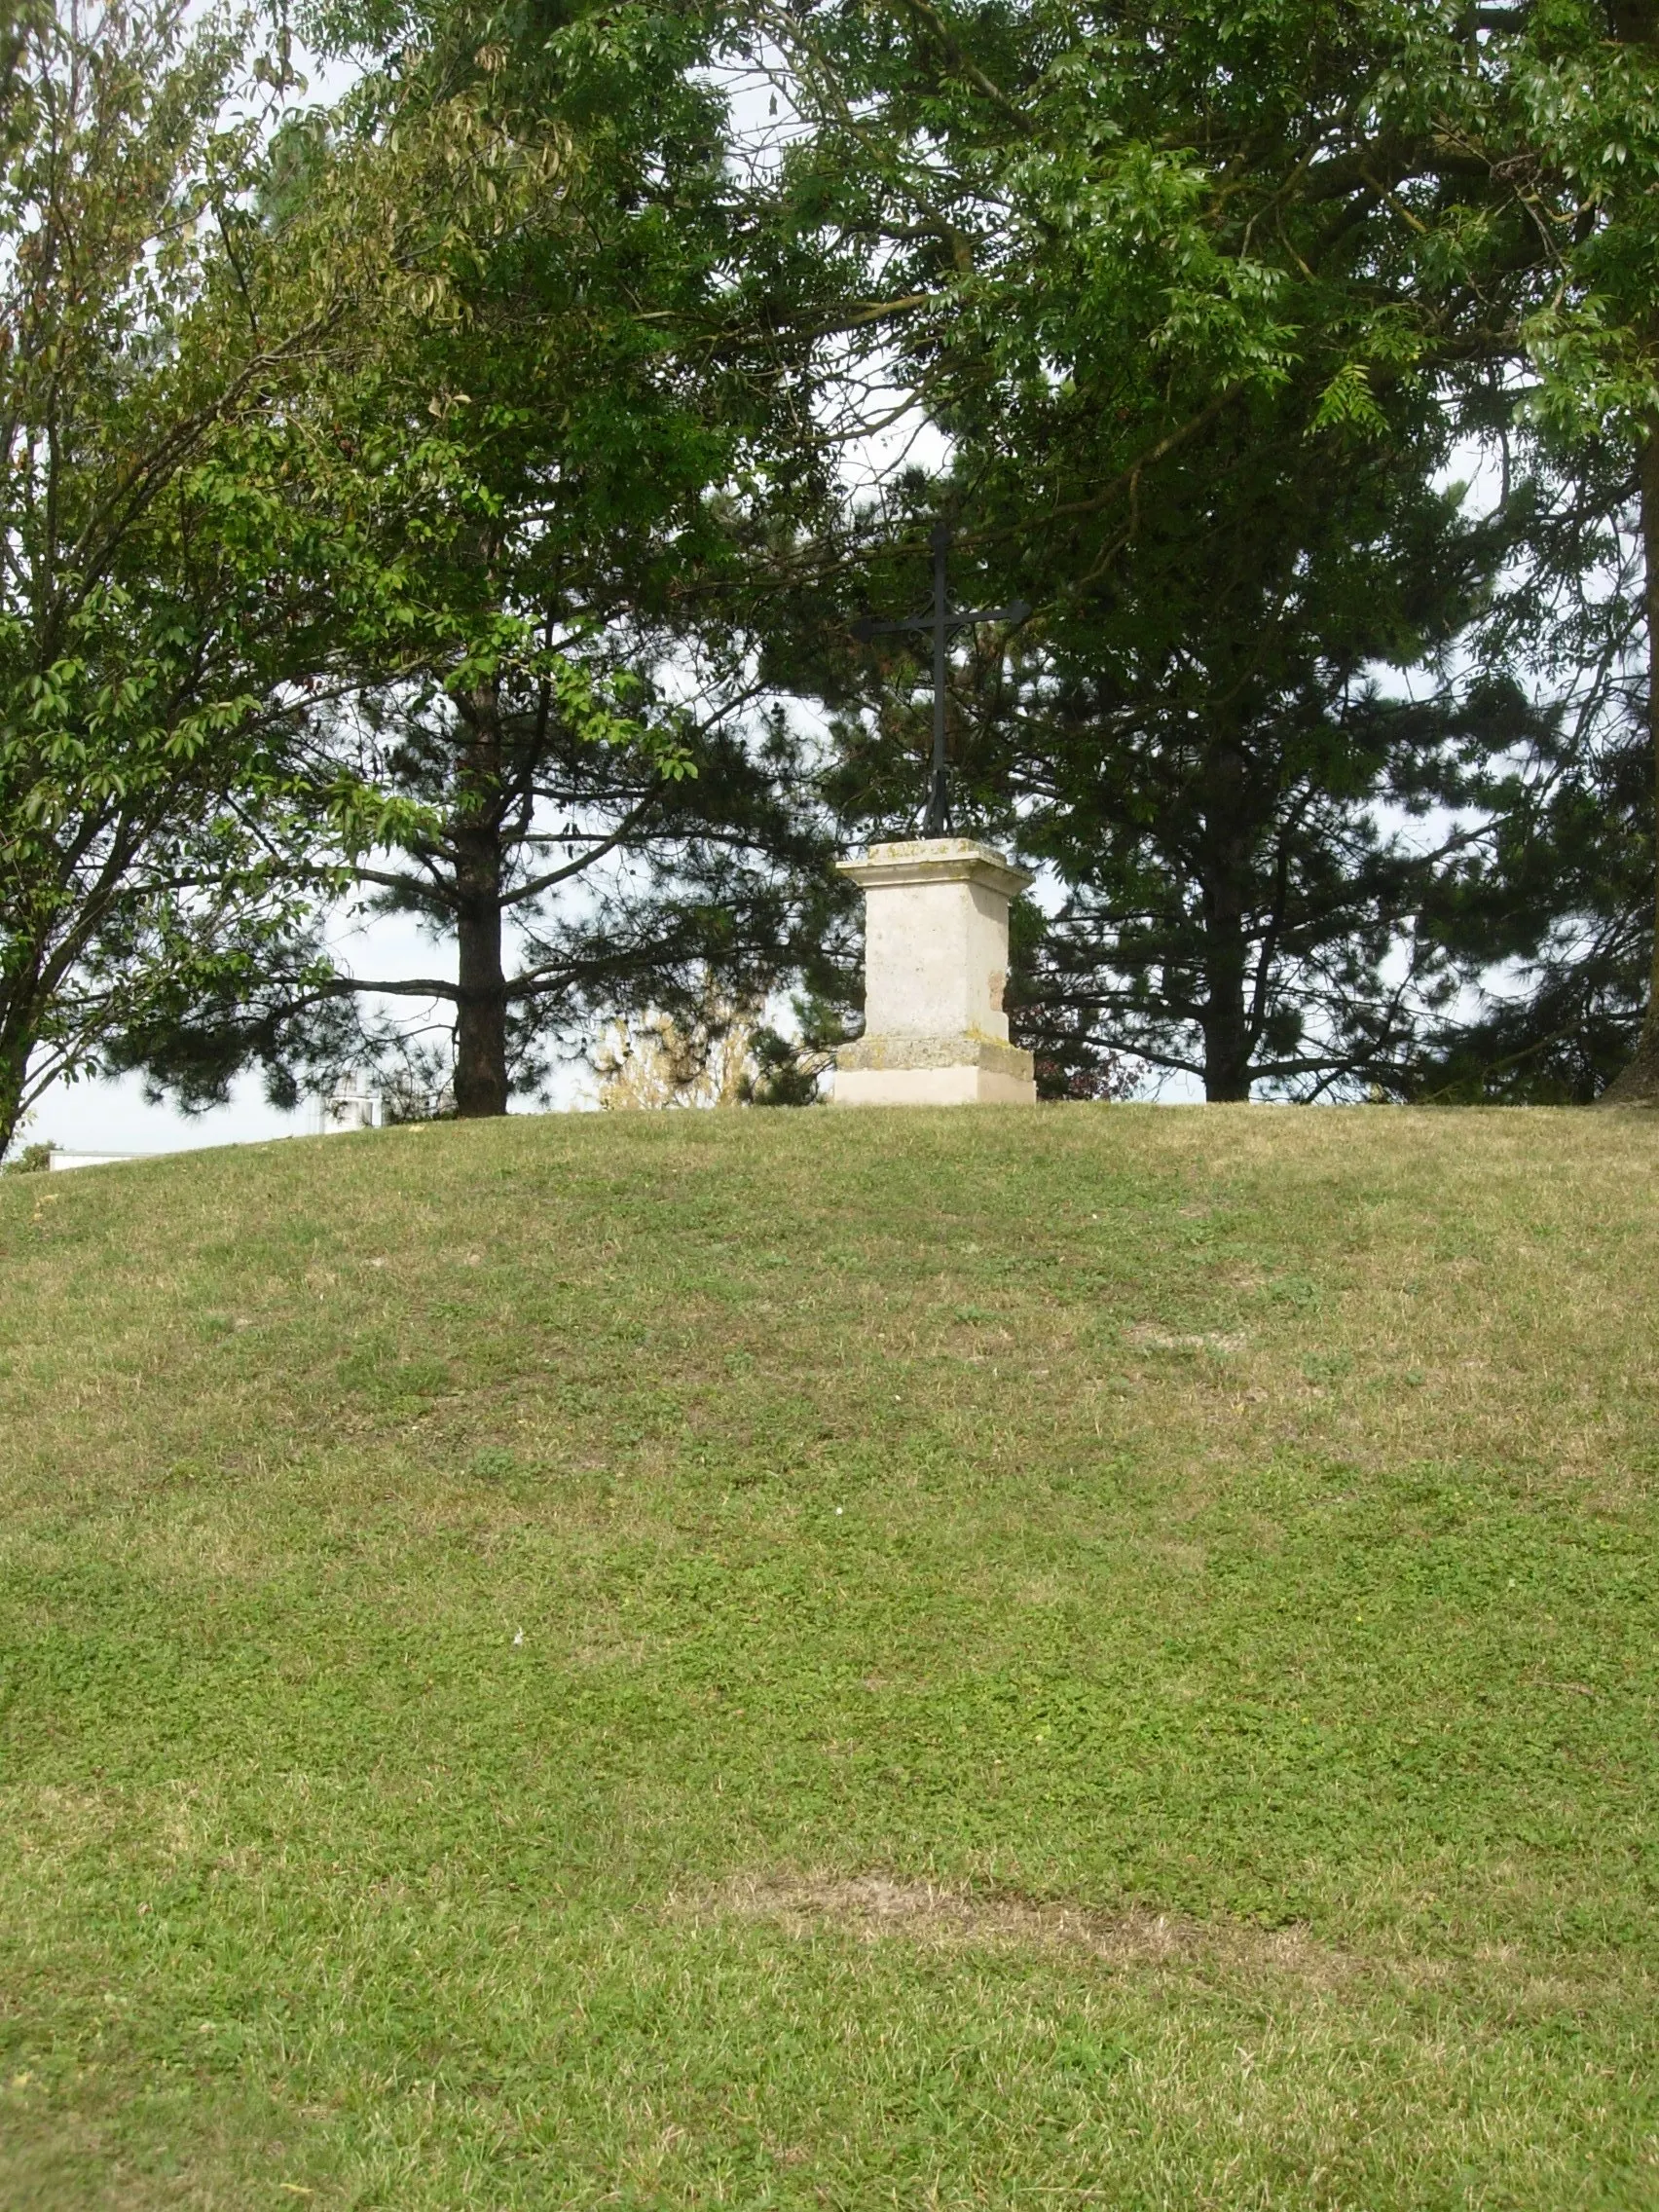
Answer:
695;1871;1355;1984
1123;1323;1250;1354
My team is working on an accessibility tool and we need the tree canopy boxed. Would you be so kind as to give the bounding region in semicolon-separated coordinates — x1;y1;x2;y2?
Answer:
761;0;1659;1099
8;0;1659;1146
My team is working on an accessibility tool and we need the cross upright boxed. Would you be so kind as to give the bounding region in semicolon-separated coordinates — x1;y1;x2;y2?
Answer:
853;521;1029;836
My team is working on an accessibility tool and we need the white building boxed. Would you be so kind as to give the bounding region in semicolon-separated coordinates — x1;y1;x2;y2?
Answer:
317;1072;381;1133
47;1148;154;1172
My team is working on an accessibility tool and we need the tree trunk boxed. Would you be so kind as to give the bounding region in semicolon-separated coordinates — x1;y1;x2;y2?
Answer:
1200;742;1254;1101
454;840;509;1118
0;946;47;1161
1600;415;1659;1105
1201;933;1253;1099
452;689;510;1119
0;1022;32;1162
1600;0;1659;1101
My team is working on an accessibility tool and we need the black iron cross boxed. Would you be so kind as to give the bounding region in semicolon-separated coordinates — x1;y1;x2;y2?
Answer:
853;521;1029;836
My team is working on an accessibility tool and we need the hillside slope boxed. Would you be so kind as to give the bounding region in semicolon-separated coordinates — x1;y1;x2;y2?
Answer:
2;1105;1656;2208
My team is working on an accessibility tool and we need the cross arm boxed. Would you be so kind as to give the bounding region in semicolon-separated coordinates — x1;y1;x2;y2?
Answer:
851;600;1030;641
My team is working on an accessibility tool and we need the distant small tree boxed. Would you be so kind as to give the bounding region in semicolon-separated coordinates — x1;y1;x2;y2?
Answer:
1;1141;55;1176
594;988;756;1111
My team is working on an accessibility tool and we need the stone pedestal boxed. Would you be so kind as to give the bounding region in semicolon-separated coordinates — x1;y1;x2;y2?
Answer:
832;839;1037;1106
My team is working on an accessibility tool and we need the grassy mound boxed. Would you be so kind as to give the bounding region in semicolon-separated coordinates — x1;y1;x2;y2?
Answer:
2;1105;1655;2208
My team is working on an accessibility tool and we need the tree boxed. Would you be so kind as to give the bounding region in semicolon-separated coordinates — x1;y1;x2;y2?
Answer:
0;0;342;1159
323;660;834;1116
594;985;756;1109
1399;452;1656;1102
1434;0;1659;1100
758;0;1522;1098
1007;439;1512;1101
126;0;859;1120
0;0;513;1157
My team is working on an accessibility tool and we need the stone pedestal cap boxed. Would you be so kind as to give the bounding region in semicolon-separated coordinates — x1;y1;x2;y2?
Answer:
835;837;1034;900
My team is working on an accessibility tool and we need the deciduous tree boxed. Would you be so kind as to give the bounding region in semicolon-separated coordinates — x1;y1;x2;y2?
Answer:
0;0;339;1158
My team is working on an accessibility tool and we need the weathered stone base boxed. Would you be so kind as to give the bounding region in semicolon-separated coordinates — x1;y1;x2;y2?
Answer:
832;1033;1036;1108
834;1063;1036;1106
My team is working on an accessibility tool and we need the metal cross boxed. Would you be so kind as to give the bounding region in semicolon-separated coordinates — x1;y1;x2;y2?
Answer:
853;521;1029;836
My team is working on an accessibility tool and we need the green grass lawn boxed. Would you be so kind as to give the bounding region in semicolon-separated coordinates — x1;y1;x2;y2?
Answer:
1;1103;1656;2208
